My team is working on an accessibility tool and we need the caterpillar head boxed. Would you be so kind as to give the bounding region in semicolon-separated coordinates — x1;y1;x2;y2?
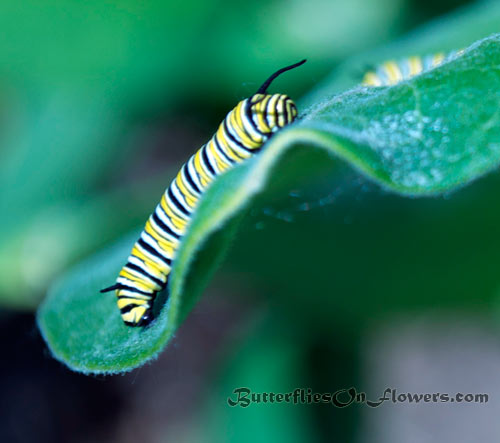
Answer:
247;59;305;134
248;93;299;133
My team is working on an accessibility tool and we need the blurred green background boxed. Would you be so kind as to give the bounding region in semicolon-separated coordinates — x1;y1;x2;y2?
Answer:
2;0;500;442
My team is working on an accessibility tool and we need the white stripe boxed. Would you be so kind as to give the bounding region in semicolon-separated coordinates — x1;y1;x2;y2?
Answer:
216;130;252;159
218;125;251;158
400;59;411;79
209;139;233;170
220;120;256;158
170;180;193;215
155;204;184;237
187;156;204;192
203;142;224;174
222;118;245;151
207;134;238;167
150;213;180;245
128;256;167;282
277;98;286;128
117;290;152;300
141;231;174;261
116;276;156;293
377;67;389;85
240;99;265;141
265;94;279;129
165;189;190;224
136;239;171;270
199;147;216;179
173;175;196;210
124;264;163;289
180;164;200;197
423;55;434;71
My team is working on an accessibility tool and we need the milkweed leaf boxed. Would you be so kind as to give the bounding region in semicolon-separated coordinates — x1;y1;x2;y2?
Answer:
38;34;500;373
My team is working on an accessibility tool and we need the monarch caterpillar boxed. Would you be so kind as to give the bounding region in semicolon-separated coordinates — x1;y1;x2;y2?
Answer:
362;50;463;87
101;59;307;327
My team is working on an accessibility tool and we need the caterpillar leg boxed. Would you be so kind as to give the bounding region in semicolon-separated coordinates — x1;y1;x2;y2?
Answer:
100;284;122;293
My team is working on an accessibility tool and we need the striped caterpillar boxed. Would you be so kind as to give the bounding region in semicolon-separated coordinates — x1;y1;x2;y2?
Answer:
101;60;306;326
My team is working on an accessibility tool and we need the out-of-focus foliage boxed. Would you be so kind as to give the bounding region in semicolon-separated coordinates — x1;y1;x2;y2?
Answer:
0;0;409;308
303;0;500;104
38;33;500;373
198;319;318;443
1;0;499;442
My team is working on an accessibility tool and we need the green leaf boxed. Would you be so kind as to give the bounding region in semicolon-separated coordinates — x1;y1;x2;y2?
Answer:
2;0;390;308
38;33;500;373
303;0;500;104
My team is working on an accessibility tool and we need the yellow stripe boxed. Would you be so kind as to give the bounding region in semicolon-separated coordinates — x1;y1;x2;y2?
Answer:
121;266;163;290
116;291;151;300
276;97;286;127
233;102;260;147
264;94;278;129
145;222;176;258
383;61;402;84
118;298;147;309
238;101;264;144
408;56;422;76
207;139;230;171
220;129;247;160
226;113;252;158
362;72;382;86
119;269;155;292
255;95;271;133
121;265;161;287
285;101;293;121
432;53;445;66
121;306;147;324
216;127;247;162
131;245;167;275
193;150;212;187
121;311;136;323
160;194;187;230
175;173;197;208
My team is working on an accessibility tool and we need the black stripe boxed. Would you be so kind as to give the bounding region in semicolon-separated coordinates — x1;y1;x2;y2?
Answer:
118;294;152;303
189;158;206;190
153;210;180;240
120;303;143;314
125;262;165;289
120;304;134;314
239;111;262;146
200;145;216;175
138;238;172;266
276;96;288;125
265;95;275;128
272;95;284;128
223;117;253;153
286;100;295;121
245;96;263;135
214;132;241;162
167;187;190;217
236;101;262;144
114;283;153;296
182;164;201;194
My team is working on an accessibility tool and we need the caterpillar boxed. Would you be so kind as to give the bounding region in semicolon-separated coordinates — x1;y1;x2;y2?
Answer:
101;59;306;327
362;50;463;87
